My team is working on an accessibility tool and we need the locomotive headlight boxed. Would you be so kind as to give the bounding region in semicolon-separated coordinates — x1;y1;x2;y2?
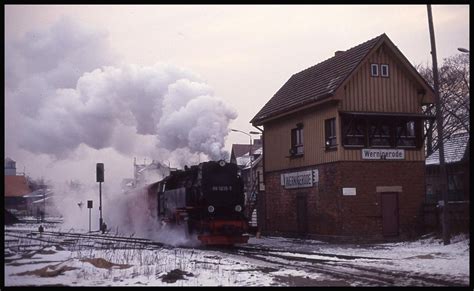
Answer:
208;205;215;213
234;205;242;212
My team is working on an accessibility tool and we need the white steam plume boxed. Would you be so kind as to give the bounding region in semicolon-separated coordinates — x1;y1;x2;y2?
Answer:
6;17;237;164
14;64;237;161
6;17;237;242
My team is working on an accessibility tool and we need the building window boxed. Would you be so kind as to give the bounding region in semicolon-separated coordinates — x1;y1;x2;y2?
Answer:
381;64;389;77
325;118;337;150
368;119;391;147
395;120;416;148
341;115;423;149
342;116;366;147
371;64;379;77
290;123;304;156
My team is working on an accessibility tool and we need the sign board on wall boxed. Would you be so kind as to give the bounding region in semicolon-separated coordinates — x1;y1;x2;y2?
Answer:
362;149;405;160
281;169;318;189
342;188;356;196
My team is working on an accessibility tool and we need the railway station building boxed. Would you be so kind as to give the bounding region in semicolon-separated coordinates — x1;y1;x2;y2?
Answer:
251;34;436;241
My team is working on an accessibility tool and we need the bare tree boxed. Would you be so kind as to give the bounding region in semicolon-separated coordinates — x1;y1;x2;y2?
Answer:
417;53;470;156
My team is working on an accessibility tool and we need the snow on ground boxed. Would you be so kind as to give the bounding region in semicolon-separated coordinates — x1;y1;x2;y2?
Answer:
4;220;470;286
247;234;470;285
5;242;275;286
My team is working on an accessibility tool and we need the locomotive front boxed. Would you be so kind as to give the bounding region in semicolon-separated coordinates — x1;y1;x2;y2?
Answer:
196;160;249;245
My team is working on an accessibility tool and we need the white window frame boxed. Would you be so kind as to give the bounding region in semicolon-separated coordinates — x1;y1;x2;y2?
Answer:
381;64;389;77
291;126;304;156
295;128;304;155
371;64;379;77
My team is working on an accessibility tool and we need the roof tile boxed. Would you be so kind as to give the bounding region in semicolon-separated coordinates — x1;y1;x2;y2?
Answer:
251;34;385;124
426;132;470;165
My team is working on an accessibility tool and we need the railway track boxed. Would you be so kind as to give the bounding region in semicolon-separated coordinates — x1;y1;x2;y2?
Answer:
4;228;166;251
4;228;466;286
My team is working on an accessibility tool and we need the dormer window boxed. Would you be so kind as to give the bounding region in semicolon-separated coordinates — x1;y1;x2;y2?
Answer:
371;64;379;77
381;64;389;77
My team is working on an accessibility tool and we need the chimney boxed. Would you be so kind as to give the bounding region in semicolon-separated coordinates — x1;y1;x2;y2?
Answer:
335;50;344;56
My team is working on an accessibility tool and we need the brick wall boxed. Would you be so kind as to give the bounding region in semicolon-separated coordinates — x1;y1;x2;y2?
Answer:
262;161;425;239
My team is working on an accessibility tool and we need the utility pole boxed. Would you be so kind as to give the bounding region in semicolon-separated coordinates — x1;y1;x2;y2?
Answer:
427;5;450;245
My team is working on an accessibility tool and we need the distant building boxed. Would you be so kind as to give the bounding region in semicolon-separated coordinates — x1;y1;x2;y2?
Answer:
121;158;175;191
242;152;264;230
425;132;470;202
4;175;32;212
424;132;470;234
4;157;17;176
230;139;263;230
135;159;174;187
230;139;262;165
4;157;55;216
4;158;31;212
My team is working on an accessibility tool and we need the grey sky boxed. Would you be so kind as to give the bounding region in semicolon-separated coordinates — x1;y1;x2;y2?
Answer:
4;5;469;186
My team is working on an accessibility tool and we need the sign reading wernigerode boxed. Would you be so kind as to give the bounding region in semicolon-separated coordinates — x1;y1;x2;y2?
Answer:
362;149;405;160
281;169;318;189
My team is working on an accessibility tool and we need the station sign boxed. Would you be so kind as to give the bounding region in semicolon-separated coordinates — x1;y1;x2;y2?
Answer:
361;149;405;160
281;169;318;189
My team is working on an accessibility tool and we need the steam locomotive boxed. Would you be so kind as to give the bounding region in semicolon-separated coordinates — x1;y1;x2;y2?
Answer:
146;160;249;245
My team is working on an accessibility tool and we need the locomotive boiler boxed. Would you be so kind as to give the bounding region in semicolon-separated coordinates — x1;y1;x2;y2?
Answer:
148;160;249;245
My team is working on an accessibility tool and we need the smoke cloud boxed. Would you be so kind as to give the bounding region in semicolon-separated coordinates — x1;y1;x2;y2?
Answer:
15;64;237;161
6;17;238;241
6;17;237;164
